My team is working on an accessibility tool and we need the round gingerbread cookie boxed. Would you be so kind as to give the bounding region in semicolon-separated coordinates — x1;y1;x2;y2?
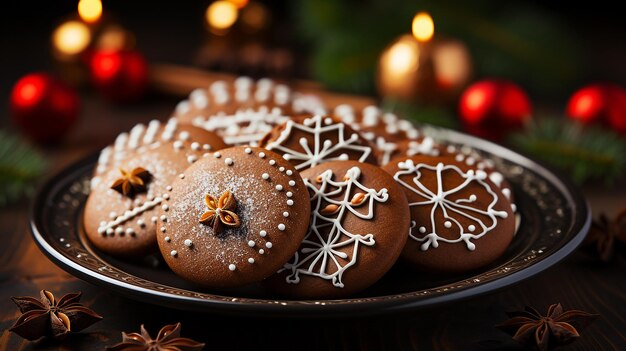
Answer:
258;114;378;170
333;104;420;142
377;136;443;166
156;146;311;288
383;156;516;273
266;160;410;298
84;126;227;257
173;77;325;145
444;144;516;210
93;118;224;177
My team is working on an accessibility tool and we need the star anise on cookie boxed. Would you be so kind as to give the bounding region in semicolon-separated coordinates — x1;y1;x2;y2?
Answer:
9;290;102;341
199;190;241;233
106;323;204;351
496;303;597;351
582;208;626;262
111;167;152;197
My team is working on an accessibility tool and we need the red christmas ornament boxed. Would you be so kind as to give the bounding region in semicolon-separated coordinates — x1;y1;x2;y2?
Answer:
10;73;79;143
566;84;626;134
90;49;148;102
458;79;532;140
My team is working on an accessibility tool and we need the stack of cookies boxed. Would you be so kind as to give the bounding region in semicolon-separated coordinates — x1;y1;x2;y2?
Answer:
84;77;517;298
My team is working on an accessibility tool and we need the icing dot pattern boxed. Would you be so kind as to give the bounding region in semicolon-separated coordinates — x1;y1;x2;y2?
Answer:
157;146;308;285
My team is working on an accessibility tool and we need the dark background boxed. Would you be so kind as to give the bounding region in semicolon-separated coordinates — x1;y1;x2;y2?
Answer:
3;0;626;128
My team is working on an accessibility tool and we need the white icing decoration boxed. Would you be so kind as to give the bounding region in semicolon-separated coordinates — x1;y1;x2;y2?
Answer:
248;240;255;247
192;107;290;146
248;258;255;264
184;239;193;247
405;137;440;158
393;160;509;251
228;264;236;271
264;114;373;170
97;196;163;234
225;158;234;166
260;230;267;237
278;223;286;230
375;136;398;166
265;242;273;248
170;250;177;257
280;167;388;288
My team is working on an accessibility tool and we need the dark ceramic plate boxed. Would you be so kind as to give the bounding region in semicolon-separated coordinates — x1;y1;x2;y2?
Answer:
30;128;590;317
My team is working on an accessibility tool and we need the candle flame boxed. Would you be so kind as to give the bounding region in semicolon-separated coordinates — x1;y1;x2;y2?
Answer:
412;12;434;42
78;0;103;23
53;21;91;55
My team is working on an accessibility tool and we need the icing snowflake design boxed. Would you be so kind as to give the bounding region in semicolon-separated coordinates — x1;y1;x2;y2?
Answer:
264;115;373;170
281;167;388;288
394;160;508;251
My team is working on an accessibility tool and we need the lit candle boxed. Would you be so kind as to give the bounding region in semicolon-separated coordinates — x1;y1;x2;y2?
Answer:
377;12;472;103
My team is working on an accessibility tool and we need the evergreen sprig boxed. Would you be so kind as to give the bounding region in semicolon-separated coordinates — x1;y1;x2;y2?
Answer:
381;99;459;129
0;130;47;206
509;118;626;184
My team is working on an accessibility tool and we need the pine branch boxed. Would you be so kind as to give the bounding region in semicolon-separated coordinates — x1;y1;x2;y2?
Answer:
381;99;459;129
0;130;47;206
509;118;626;184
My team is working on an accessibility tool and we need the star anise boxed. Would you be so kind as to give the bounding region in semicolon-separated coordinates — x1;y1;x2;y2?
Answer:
111;167;152;197
106;322;204;351
199;190;241;233
496;303;598;351
9;290;102;341
582;208;626;262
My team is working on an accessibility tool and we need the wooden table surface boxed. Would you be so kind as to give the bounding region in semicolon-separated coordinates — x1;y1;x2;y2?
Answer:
0;78;625;351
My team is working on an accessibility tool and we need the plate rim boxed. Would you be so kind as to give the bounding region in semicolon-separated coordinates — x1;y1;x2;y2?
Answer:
29;129;591;316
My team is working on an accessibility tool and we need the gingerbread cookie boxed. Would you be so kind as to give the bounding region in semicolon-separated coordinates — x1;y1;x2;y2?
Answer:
333;104;420;142
267;161;410;298
84;125;227;256
259;114;378;170
93;118;223;177
173;77;325;145
377;136;442;166
383;156;516;273
156;146;311;288
441;144;516;210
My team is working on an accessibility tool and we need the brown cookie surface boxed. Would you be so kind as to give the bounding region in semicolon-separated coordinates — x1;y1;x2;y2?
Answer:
267;161;410;298
383;156;516;273
259;114;378;170
84;126;226;257
156;146;311;288
173;77;325;145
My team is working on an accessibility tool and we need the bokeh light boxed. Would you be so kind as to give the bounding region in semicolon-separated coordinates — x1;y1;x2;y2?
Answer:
206;1;239;31
52;21;91;55
412;12;434;42
78;0;103;23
